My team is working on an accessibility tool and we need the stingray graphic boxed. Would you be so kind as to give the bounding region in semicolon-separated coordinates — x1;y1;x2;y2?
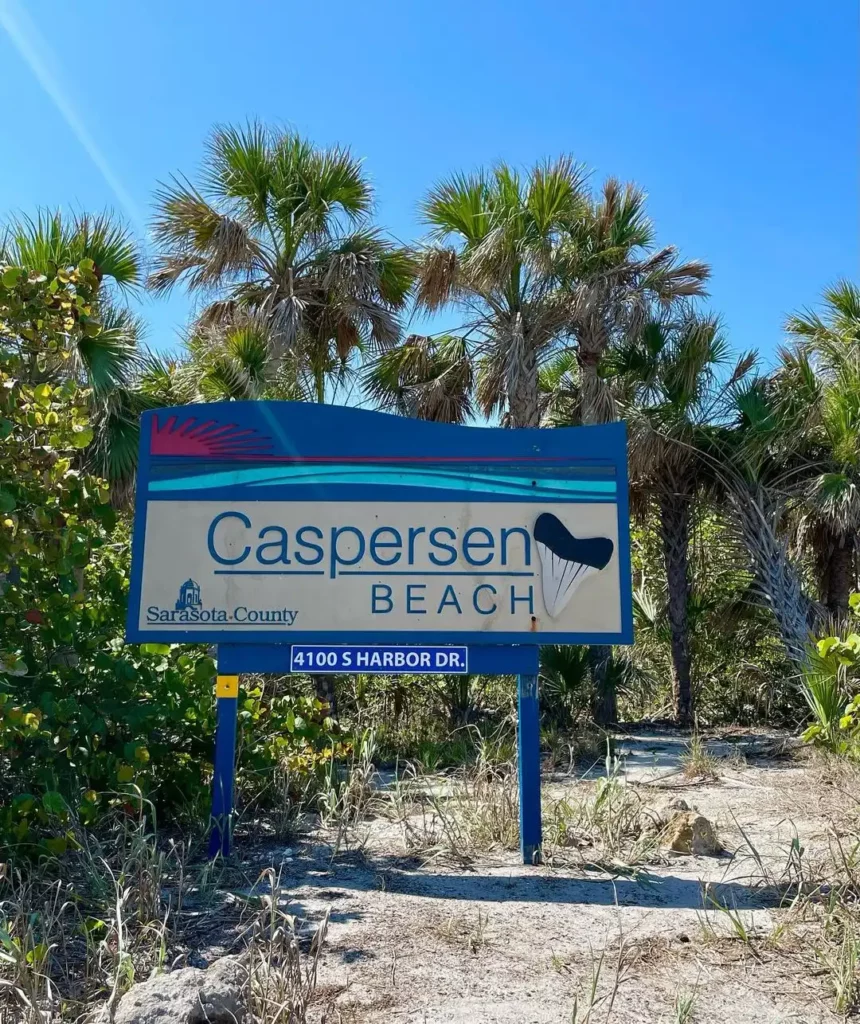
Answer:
533;513;614;618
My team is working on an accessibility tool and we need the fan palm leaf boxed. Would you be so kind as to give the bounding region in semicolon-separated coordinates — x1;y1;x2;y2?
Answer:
149;122;415;400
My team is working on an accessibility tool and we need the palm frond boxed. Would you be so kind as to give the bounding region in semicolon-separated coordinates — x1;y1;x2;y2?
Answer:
421;172;490;245
76;305;143;394
1;210;142;290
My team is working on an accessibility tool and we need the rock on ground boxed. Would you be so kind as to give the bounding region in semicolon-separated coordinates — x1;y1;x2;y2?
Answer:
665;811;721;855
114;958;245;1024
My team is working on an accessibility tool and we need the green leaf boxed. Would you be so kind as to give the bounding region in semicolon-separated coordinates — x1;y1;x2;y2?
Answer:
43;836;67;857
33;383;52;408
817;636;840;658
70;426;94;449
850;593;860;612
1;267;22;288
140;643;171;656
42;791;66;815
25;943;48;965
0;490;15;514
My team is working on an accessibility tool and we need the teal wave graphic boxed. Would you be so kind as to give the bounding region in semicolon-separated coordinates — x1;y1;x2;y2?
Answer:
148;462;617;498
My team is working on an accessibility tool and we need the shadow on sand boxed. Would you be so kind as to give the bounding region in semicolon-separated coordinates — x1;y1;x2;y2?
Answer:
337;866;780;910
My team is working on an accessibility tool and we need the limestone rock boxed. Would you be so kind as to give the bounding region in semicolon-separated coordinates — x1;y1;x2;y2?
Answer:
647;796;692;831
665;797;691;814
114;958;246;1024
665;811;720;856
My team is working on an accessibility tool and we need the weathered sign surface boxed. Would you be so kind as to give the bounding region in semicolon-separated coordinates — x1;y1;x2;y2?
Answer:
126;402;633;645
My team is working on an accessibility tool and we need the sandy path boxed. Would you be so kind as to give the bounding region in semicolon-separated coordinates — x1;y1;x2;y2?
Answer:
227;733;843;1023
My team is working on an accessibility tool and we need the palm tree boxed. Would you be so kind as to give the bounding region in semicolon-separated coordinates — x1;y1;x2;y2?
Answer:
554;179;710;725
560;180;711;428
539;645;592;728
90;350;189;503
416;157;591;427
182;320;314;403
363;333;473;423
150;125;416;713
783;282;860;618
0;210;143;393
1;210;145;493
149;122;415;402
785;280;860;358
97;319;316;503
538;349;582;427
610;311;755;722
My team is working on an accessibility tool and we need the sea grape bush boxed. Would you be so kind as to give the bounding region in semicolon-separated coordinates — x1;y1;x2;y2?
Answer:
0;262;343;857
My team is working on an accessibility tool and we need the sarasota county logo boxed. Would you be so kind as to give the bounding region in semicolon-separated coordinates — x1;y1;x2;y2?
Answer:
533;514;614;619
175;579;202;611
145;579;298;627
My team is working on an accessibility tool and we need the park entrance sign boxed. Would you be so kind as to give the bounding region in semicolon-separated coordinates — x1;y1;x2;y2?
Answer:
127;402;633;860
128;402;631;645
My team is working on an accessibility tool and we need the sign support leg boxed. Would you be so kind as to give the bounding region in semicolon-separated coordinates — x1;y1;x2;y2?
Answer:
208;671;239;858
517;673;542;864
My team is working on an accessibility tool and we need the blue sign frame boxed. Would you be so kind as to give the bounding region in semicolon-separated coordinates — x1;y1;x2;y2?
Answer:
126;402;633;646
125;402;634;867
208;644;544;865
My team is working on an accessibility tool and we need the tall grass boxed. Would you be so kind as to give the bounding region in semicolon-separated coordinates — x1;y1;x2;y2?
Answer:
246;868;329;1024
0;811;175;1022
544;760;661;871
388;757;520;865
0;810;329;1024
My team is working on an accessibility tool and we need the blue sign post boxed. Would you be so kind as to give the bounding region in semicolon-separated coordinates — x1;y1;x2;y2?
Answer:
127;402;633;864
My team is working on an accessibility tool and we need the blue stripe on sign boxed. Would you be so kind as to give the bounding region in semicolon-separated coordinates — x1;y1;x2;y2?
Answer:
147;465;616;496
290;645;469;674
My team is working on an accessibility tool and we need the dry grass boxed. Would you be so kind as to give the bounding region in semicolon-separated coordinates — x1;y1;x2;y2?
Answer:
434;908;492;954
544;766;664;872
387;753;520;865
569;932;634;1024
387;749;669;873
0;814;330;1024
679;734;722;782
6;738;860;1023
245;868;329;1024
317;729;380;857
0;810;178;1023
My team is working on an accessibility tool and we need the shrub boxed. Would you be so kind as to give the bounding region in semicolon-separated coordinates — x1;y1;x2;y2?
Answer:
0;263;345;857
801;594;860;754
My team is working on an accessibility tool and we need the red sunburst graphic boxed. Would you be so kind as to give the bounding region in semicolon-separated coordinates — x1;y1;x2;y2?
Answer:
150;416;273;458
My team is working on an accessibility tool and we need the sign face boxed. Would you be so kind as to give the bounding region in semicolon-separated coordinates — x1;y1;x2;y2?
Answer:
291;645;469;674
127;402;633;645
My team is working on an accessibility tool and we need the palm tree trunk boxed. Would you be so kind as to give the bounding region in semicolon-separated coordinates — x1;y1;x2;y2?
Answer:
314;366;326;404
825;535;855;621
508;338;540;428
314;675;338;719
658;490;693;724
576;318;614;428
591;649;617;726
578;321;616;725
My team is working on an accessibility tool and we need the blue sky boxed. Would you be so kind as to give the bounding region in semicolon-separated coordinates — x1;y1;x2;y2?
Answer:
0;0;856;364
